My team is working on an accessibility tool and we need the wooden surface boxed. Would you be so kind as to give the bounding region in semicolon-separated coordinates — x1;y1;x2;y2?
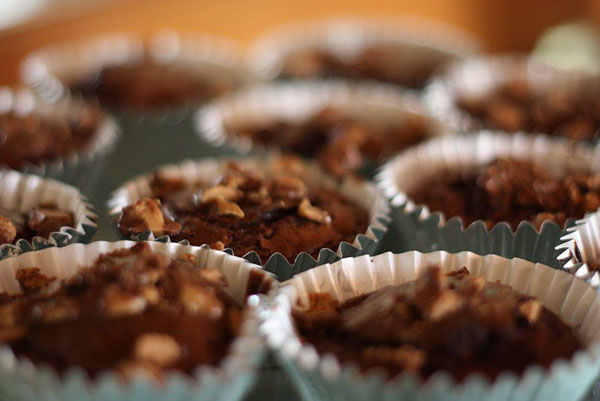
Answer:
0;0;593;85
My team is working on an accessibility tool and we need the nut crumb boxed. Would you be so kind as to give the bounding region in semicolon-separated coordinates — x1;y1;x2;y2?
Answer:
213;198;245;218
133;333;181;367
0;216;17;244
201;185;242;204
518;299;542;324
298;198;331;224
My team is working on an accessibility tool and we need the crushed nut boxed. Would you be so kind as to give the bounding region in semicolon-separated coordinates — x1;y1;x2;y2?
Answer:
298;198;331;224
133;333;181;367
104;286;147;316
179;253;197;264
16;268;56;294
125;197;166;234
518;299;542;324
210;241;225;251
199;268;227;286
179;283;223;317
0;216;17;244
201;185;242;204
212;198;245;218
272;175;307;199
141;286;160;305
426;291;462;320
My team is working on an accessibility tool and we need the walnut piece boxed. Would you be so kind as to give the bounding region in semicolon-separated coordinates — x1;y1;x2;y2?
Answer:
272;175;307;199
213;198;245;218
426;291;462;320
104;286;147;316
518;299;542;324
16;268;56;294
0;216;17;244
298;198;331;224
133;333;181;367
201;185;242;203
179;283;224;317
125;197;166;234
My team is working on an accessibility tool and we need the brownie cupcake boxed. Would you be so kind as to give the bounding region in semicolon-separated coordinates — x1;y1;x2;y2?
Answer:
0;240;273;400
0;169;96;258
263;250;600;401
248;17;479;89
425;55;600;141
378;132;599;232
196;81;445;178
22;32;252;113
109;155;389;279
556;209;600;285
0;87;118;195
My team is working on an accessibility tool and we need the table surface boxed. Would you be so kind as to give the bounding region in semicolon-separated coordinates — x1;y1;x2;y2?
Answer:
0;0;593;85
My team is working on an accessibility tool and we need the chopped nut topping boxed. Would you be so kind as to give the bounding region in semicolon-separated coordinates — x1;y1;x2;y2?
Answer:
201;185;242;204
16;268;56;294
210;241;225;251
518;299;542;324
133;333;181;367
179;283;224;317
426;291;462;320
272;175;307;199
179;253;197;264
298;198;331;224
199;268;227;286
212;198;245;218
141;286;160;305
0;216;17;244
104;286;147;316
126;197;166;234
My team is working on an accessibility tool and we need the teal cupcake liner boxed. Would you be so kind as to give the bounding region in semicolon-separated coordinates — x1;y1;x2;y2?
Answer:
0;240;275;401
195;80;451;180
245;16;480;82
0;87;120;198
376;131;599;264
107;156;390;281
423;54;593;135
0;169;97;260
262;251;600;401
556;208;600;286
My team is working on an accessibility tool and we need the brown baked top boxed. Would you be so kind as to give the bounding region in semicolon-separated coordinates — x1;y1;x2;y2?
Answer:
407;158;600;229
0;204;73;245
71;58;237;110
226;107;430;177
457;79;600;140
280;45;448;89
0;242;269;379
294;266;581;381
0;106;101;170
117;156;370;263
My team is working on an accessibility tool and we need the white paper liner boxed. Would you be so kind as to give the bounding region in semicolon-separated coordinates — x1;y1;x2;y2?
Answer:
195;80;450;157
246;16;481;82
262;251;600;401
21;30;256;115
423;54;595;134
0;240;275;400
376;131;600;233
107;155;390;280
0;86;119;180
0;169;97;259
556;208;600;287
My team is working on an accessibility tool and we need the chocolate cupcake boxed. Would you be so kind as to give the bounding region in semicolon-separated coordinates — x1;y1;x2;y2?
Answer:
0;169;96;259
109;155;389;279
0;240;273;400
22;32;252;113
248;17;479;89
196;81;446;178
262;250;600;401
425;55;600;141
377;132;599;232
0;87;118;195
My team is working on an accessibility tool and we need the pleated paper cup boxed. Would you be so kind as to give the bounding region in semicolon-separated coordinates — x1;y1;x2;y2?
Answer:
0;240;274;401
108;155;390;281
247;16;480;85
0;169;97;259
556;209;600;287
195;80;450;178
0;86;119;197
423;54;593;134
262;250;600;401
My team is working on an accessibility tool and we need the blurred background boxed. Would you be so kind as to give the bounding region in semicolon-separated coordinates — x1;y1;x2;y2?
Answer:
0;0;596;85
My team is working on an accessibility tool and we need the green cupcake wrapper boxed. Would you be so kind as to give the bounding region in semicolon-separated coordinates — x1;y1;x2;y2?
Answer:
262;251;600;401
107;156;390;282
0;240;274;400
0;169;97;260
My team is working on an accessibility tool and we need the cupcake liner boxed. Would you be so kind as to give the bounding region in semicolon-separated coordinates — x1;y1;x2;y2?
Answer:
246;16;481;82
556;208;600;286
107;156;390;281
0;86;120;197
423;54;593;134
377;131;599;238
262;250;600;401
0;240;274;401
0;169;97;259
195;80;450;170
